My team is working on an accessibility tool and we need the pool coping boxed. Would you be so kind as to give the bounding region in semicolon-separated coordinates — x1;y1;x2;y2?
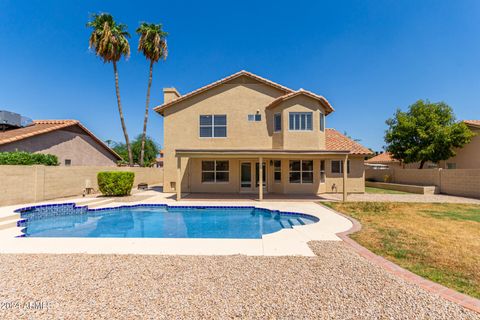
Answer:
0;198;353;257
318;203;480;314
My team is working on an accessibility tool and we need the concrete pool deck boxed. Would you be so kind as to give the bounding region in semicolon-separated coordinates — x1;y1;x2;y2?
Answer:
0;190;352;256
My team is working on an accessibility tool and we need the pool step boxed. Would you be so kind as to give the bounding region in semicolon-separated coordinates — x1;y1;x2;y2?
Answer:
0;212;20;224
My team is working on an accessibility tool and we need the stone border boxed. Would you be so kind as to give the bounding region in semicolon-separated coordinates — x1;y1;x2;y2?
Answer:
320;204;480;314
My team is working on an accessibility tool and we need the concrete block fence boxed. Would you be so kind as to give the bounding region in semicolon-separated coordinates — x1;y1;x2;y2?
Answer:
0;165;163;206
366;168;480;199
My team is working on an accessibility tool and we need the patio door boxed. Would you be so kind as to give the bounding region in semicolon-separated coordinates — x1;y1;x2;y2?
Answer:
240;162;252;192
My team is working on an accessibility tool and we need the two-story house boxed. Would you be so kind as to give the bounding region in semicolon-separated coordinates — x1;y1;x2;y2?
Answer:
154;71;371;200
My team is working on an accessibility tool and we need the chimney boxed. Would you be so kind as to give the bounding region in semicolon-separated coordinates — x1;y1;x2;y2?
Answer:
163;88;181;104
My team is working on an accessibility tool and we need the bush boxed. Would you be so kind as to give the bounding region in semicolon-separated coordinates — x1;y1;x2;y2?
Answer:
0;151;59;166
97;171;135;196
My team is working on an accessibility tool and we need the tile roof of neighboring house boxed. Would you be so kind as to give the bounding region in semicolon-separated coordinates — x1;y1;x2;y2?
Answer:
325;129;372;155
0;120;121;159
464;120;480;128
154;70;297;115
267;89;334;114
365;152;399;164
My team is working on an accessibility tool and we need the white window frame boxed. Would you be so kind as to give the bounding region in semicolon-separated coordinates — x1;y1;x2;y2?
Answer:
201;160;229;183
319;112;325;132
320;160;326;183
247;114;262;122
289;112;313;131
331;160;350;174
273;160;281;183
289;160;314;184
199;115;227;138
274;113;281;132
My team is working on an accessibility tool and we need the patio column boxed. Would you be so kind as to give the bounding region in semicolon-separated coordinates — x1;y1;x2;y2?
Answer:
176;156;182;201
343;154;348;202
259;157;263;201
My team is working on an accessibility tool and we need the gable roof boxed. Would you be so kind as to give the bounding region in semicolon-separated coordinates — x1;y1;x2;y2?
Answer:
154;70;298;115
0;120;121;160
365;152;398;164
266;89;334;114
464;120;480;128
325;129;372;155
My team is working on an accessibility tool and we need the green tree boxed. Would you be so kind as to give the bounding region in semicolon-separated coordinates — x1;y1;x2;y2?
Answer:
87;13;134;166
136;22;168;166
113;135;160;167
385;100;474;168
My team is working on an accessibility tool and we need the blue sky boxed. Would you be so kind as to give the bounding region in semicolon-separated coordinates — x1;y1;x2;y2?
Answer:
1;1;479;151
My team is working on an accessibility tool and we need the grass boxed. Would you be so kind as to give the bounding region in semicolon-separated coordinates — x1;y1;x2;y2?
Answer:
365;186;410;194
324;202;480;299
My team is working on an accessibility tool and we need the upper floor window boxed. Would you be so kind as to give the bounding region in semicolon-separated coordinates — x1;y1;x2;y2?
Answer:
274;113;281;132
289;112;312;131
319;113;325;132
199;115;227;138
247;114;261;121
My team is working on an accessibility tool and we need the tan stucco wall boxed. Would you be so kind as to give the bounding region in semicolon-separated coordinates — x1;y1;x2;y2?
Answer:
161;76;336;193
177;157;364;195
0;165;164;206
0;126;118;166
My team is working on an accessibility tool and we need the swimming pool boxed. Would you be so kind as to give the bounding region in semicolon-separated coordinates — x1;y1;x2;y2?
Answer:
15;204;319;239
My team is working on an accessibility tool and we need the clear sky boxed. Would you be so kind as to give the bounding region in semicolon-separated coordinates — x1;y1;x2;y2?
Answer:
1;0;479;151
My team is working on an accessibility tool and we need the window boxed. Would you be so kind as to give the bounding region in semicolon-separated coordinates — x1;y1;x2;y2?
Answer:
274;113;281;132
289;160;313;183
289;112;313;131
247;114;262;121
319;113;325;132
202;160;229;183
199;115;227;137
273;160;281;183
331;160;350;174
447;163;456;169
64;159;71;166
320;160;326;183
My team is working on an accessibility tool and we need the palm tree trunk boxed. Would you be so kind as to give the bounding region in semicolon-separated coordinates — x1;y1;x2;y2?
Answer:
140;60;154;167
419;160;425;169
113;61;133;165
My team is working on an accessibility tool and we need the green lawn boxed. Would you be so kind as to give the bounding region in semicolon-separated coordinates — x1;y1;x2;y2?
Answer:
365;186;410;194
323;202;480;299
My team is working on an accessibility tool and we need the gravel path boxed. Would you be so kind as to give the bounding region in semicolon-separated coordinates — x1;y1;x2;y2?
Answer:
324;193;480;204
0;242;478;319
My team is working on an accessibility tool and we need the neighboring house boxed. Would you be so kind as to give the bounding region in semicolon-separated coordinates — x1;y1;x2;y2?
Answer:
366;120;479;170
364;152;432;169
0;120;121;166
438;120;480;169
154;70;371;199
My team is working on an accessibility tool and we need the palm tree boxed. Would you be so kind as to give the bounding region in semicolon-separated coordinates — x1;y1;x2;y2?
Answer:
136;22;168;166
87;13;134;165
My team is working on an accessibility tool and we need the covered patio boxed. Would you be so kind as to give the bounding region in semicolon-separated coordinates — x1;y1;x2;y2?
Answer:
175;149;351;202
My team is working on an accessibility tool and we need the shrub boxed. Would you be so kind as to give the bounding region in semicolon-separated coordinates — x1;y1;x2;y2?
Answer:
97;171;135;196
0;151;59;166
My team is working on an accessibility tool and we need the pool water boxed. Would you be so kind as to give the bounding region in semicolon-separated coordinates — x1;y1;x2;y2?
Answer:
17;205;318;239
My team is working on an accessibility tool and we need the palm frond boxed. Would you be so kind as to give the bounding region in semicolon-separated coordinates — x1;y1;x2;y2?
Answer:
136;22;168;63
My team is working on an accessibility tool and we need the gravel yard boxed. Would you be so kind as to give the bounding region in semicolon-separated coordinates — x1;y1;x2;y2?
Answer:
0;241;478;319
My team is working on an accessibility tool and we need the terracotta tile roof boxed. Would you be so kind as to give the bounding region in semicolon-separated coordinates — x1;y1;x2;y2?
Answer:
154;70;296;115
0;120;121;159
464;120;480;128
267;89;334;114
325;128;372;155
365;152;399;163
